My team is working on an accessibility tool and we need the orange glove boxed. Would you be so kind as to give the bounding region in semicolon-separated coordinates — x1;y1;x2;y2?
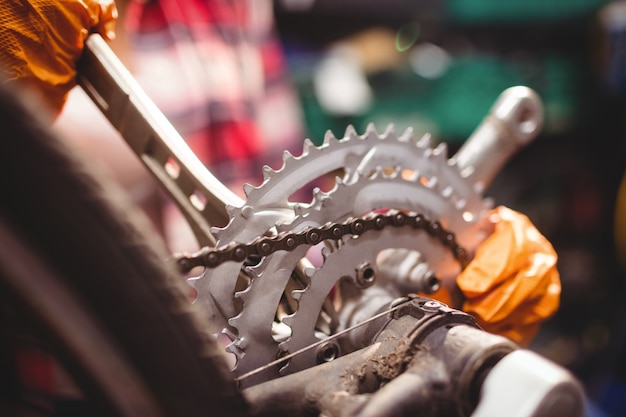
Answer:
0;0;117;113
455;206;561;346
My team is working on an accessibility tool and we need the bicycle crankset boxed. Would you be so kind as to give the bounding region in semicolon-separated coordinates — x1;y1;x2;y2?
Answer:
177;86;544;387
78;34;584;417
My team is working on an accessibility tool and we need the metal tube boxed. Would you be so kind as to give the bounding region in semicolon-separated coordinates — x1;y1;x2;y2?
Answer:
453;86;543;191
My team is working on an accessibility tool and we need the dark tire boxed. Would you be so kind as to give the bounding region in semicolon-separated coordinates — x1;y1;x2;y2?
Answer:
0;83;248;417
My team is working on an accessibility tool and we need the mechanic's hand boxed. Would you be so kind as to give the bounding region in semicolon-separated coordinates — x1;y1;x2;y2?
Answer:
456;206;560;346
0;0;117;114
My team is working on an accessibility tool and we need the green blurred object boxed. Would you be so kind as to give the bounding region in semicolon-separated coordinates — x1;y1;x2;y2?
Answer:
295;53;580;144
447;0;610;23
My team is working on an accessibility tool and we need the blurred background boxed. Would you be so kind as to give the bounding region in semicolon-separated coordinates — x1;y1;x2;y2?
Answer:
271;1;626;416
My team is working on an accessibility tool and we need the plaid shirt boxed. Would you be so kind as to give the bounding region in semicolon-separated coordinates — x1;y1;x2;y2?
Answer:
125;0;304;188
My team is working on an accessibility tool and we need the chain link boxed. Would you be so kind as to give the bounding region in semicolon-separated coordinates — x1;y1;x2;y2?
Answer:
176;210;469;273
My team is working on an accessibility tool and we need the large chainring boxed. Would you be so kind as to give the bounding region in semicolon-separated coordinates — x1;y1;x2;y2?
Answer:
187;87;543;388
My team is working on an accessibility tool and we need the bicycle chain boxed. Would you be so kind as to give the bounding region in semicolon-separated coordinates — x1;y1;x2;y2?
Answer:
176;210;469;273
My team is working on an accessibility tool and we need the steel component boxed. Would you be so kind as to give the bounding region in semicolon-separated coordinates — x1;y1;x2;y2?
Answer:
315;340;341;364
242;296;583;417
279;218;463;377
472;350;585;417
249;88;542;378
355;262;377;289
452;86;543;191
377;250;442;295
77;34;244;246
178;87;544;386
192;123;485;335
190;211;468;386
177;212;468;274
220;128;489;383
74;36;581;417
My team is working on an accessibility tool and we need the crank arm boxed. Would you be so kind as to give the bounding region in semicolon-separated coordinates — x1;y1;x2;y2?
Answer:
77;34;244;246
453;86;543;190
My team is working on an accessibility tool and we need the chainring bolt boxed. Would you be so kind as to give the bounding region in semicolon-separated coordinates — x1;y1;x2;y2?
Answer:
316;340;340;364
355;262;377;288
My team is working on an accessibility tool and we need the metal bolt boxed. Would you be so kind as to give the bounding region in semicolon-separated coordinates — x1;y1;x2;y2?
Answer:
316;340;340;364
286;237;296;249
355;262;376;288
422;300;442;312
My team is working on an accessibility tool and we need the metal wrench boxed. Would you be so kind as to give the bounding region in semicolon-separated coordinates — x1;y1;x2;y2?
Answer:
77;34;244;247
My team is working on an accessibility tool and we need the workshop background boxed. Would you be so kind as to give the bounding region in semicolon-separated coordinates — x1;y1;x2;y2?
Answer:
272;1;626;416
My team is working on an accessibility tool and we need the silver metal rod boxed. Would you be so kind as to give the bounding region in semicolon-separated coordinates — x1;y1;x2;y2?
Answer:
453;86;544;191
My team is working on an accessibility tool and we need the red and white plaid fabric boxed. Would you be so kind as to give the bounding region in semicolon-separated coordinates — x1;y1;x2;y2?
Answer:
125;0;304;188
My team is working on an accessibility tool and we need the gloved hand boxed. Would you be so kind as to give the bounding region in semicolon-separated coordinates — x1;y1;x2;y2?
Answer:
455;206;561;346
0;0;117;114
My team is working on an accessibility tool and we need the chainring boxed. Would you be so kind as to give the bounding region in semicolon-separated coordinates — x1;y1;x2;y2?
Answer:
190;124;497;387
